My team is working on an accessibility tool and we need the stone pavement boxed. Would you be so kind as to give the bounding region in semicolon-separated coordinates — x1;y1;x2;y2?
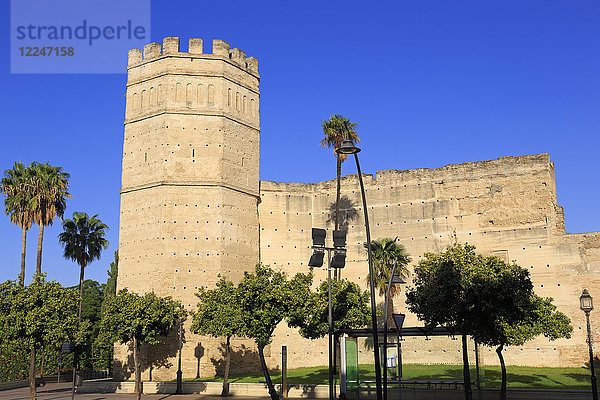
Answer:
0;383;270;400
0;383;596;400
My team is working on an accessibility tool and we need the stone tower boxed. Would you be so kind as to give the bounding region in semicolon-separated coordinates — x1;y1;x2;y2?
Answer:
117;37;260;379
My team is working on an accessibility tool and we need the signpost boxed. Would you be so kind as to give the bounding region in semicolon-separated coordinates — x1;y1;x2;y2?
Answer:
392;314;405;400
282;346;288;398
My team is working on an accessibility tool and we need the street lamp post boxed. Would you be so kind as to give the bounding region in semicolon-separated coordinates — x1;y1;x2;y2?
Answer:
580;289;598;400
336;139;383;400
383;259;405;400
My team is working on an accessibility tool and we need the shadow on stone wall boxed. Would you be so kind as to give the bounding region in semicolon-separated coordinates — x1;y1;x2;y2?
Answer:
195;343;204;379
584;355;600;369
210;342;262;376
327;196;359;232
113;328;182;381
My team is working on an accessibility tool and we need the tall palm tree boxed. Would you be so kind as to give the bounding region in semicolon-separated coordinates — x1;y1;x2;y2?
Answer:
364;237;411;326
58;212;109;321
1;162;35;285
321;114;359;279
30;162;71;275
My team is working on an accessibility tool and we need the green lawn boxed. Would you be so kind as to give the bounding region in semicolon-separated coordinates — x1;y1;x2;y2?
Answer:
188;364;593;390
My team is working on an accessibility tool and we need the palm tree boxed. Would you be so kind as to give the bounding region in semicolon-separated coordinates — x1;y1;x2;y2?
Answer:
321;114;360;231
321;114;359;280
1;162;35;285
58;212;109;321
29;162;71;275
364;237;411;326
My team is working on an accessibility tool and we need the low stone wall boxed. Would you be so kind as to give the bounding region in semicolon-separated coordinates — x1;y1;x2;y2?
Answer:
0;380;28;391
78;380;330;398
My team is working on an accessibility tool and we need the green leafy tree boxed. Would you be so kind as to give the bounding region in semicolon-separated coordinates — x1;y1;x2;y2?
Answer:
58;212;109;321
104;250;119;300
406;244;479;400
0;275;78;400
459;256;573;400
1;162;35;285
406;244;573;400
68;280;104;369
100;289;185;400
93;251;119;371
236;264;313;400
191;277;243;396
321;114;360;278
29;162;70;275
364;238;411;326
290;278;371;339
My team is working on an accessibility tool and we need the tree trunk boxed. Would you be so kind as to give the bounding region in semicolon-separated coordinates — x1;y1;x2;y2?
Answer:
20;227;27;285
29;346;36;400
496;344;507;400
78;261;86;322
461;335;472;400
222;336;231;396
387;298;394;329
35;224;44;276
335;156;341;280
134;336;142;400
257;344;279;400
40;347;45;384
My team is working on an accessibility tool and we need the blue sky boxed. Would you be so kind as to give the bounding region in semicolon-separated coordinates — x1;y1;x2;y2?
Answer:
1;1;599;286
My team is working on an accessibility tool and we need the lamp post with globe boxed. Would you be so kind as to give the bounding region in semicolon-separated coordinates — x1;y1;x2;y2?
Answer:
580;289;598;400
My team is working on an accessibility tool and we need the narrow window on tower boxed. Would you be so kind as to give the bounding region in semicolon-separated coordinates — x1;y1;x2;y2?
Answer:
144;152;147;162
208;85;215;105
176;82;184;102
192;149;195;158
197;84;203;103
186;83;193;103
228;88;232;107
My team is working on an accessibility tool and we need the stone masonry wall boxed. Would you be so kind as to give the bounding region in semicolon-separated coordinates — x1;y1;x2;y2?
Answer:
118;37;600;382
258;154;600;369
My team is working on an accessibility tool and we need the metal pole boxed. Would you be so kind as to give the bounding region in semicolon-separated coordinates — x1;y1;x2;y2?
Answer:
383;259;398;400
586;311;598;400
176;318;183;394
282;346;288;399
328;251;334;400
354;152;383;400
475;341;482;400
398;340;402;400
71;368;76;400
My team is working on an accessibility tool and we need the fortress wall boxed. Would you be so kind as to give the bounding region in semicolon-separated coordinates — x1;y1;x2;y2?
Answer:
258;154;600;368
118;37;600;379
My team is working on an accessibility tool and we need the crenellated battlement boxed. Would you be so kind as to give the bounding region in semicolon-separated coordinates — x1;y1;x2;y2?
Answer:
127;37;259;75
261;154;554;191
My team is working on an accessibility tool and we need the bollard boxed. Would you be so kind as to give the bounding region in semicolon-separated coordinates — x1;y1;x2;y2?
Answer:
282;346;288;398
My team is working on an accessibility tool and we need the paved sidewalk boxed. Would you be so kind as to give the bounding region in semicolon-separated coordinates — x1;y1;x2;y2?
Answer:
1;383;596;400
0;383;271;400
